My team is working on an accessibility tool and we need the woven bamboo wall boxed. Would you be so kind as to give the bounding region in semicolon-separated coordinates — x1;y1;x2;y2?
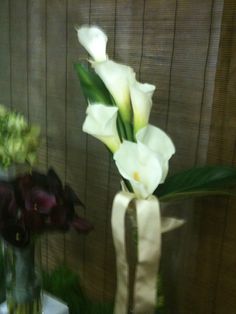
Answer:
0;0;236;313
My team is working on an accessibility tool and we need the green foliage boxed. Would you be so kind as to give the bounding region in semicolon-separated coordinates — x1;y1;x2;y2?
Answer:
155;165;236;202
0;248;5;303
0;240;166;313
0;105;40;169
156;273;166;314
74;62;132;142
74;63;114;106
43;266;166;314
43;266;86;314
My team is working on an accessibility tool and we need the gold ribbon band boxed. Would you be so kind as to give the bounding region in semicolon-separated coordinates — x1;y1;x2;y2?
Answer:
134;196;161;314
111;192;161;314
111;191;136;314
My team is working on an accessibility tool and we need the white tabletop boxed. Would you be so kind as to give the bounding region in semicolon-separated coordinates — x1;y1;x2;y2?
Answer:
0;293;69;314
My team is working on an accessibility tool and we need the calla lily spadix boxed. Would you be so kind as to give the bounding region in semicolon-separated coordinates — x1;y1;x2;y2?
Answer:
130;80;156;133
93;60;135;122
76;25;108;62
136;125;175;183
114;140;163;199
82;103;121;153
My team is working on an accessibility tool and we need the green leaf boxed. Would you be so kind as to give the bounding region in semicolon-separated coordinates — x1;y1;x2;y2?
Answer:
74;62;130;142
74;63;114;106
42;265;166;313
155;166;236;202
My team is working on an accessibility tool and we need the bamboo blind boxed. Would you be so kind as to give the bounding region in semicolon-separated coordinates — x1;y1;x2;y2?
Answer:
0;0;236;313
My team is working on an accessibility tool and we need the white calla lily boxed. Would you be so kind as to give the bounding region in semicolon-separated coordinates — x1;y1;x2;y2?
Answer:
76;25;108;62
136;124;175;182
83;104;121;152
114;141;163;199
93;60;135;122
130;80;156;133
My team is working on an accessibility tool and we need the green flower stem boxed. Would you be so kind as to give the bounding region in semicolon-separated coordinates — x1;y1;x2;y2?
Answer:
123;179;134;193
4;241;42;314
117;113;135;143
124;121;135;142
127;206;138;314
117;114;127;141
8;298;41;314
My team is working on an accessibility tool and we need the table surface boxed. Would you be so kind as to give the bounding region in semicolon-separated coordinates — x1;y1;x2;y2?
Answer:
0;293;69;314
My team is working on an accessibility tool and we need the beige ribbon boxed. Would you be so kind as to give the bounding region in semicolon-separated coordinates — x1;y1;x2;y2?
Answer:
111;192;161;314
133;196;161;314
111;191;136;314
161;217;185;234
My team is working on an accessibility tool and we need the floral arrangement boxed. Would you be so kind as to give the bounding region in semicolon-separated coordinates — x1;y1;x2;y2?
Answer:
75;25;236;314
0;168;93;314
0;105;40;169
0;168;93;248
75;26;175;198
75;26;236;201
0;105;93;314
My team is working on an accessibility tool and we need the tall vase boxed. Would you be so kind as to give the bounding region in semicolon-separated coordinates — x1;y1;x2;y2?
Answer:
2;240;42;314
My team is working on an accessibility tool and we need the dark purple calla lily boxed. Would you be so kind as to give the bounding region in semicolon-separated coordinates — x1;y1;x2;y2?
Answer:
25;188;57;214
72;215;94;234
64;184;84;208
46;168;63;196
23;209;45;233
0;168;93;247
1;223;30;248
47;205;70;231
0;182;17;220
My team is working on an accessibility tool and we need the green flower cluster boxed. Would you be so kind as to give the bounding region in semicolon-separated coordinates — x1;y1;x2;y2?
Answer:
0;105;40;169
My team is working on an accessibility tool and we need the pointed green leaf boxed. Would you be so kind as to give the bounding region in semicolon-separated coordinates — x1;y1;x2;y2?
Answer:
155;166;236;202
75;62;130;142
74;62;114;105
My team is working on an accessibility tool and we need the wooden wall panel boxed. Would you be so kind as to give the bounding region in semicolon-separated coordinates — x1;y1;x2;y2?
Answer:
144;0;176;131
159;1;224;313
64;0;90;286
0;0;11;107
9;0;28;116
1;0;236;313
46;0;67;269
89;1;118;300
83;0;116;301
210;3;236;312
28;0;48;268
28;1;47;181
161;1;235;314
166;0;215;171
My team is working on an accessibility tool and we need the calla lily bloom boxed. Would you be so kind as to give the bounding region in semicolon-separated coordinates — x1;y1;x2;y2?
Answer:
25;188;57;214
129;80;156;133
0;168;93;247
76;25;108;62
114;141;163;199
92;60;135;122
76;25;136;124
0;182;17;220
83;104;121;152
136;125;175;182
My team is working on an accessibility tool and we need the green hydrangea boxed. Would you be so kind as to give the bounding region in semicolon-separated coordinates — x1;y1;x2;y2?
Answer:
0;105;40;169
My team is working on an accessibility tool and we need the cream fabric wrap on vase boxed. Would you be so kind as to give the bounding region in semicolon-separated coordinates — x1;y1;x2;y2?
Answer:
111;190;161;314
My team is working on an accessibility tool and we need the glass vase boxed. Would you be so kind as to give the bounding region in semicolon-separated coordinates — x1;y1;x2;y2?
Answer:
2;240;42;314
